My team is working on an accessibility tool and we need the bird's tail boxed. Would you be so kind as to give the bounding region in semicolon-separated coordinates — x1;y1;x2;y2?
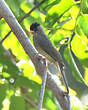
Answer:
58;63;69;93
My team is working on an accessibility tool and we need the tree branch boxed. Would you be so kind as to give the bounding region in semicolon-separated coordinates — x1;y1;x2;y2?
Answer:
0;0;46;45
0;0;69;110
0;15;2;20
38;60;48;110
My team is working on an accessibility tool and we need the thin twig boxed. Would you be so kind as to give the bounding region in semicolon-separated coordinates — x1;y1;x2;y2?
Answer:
24;94;37;108
0;30;11;44
67;94;73;110
18;0;46;23
38;60;48;110
0;0;46;45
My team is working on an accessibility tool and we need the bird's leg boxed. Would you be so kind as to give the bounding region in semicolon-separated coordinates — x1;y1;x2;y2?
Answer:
36;54;45;60
36;54;49;72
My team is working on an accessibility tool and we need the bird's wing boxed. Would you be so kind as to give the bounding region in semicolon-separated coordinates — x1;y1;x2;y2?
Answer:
37;34;62;63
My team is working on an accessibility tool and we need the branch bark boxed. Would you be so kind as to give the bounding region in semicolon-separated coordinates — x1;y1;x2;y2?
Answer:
0;0;46;45
0;15;2;20
0;0;68;109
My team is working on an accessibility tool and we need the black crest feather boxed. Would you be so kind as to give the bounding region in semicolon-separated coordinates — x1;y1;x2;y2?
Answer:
30;22;40;31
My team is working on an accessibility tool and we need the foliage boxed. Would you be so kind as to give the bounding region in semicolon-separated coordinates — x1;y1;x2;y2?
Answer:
0;0;88;110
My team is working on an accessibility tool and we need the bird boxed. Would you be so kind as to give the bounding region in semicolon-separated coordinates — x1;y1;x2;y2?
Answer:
30;22;69;93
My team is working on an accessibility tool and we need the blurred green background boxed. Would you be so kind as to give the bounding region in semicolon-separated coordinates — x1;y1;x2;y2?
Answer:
0;0;88;110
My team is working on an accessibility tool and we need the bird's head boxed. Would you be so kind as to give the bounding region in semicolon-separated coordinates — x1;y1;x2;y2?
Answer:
30;22;45;35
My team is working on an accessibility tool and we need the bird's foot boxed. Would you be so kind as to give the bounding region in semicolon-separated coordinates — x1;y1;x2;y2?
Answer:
37;54;46;60
63;91;69;97
37;54;48;71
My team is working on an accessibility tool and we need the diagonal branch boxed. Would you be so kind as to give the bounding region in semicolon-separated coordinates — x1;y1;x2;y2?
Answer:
0;0;69;110
0;0;46;45
0;15;2;19
38;60;48;110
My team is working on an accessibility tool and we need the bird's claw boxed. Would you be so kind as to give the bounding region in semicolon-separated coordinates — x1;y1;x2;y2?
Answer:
37;54;48;63
36;54;46;60
36;54;48;71
63;91;69;97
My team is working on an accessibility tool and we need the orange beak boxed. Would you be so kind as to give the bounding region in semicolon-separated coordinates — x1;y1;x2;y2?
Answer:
28;30;34;34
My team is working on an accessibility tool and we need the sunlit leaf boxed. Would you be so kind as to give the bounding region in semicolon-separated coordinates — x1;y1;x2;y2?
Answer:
81;0;88;14
63;44;87;84
84;68;88;84
51;32;64;48
77;14;88;37
3;33;29;61
69;47;86;84
45;0;74;27
40;0;61;12
6;0;24;18
72;34;88;59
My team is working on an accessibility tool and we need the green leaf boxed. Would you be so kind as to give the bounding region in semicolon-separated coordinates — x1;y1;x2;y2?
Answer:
45;0;74;28
9;95;25;110
71;33;88;84
68;46;87;84
0;46;19;76
51;33;64;48
81;0;88;14
40;0;61;12
6;0;24;18
14;76;58;109
14;76;41;99
0;84;8;109
75;24;83;36
14;76;40;89
71;34;88;59
77;15;88;37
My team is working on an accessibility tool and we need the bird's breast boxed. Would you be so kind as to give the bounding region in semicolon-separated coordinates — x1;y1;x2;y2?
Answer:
33;35;56;63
